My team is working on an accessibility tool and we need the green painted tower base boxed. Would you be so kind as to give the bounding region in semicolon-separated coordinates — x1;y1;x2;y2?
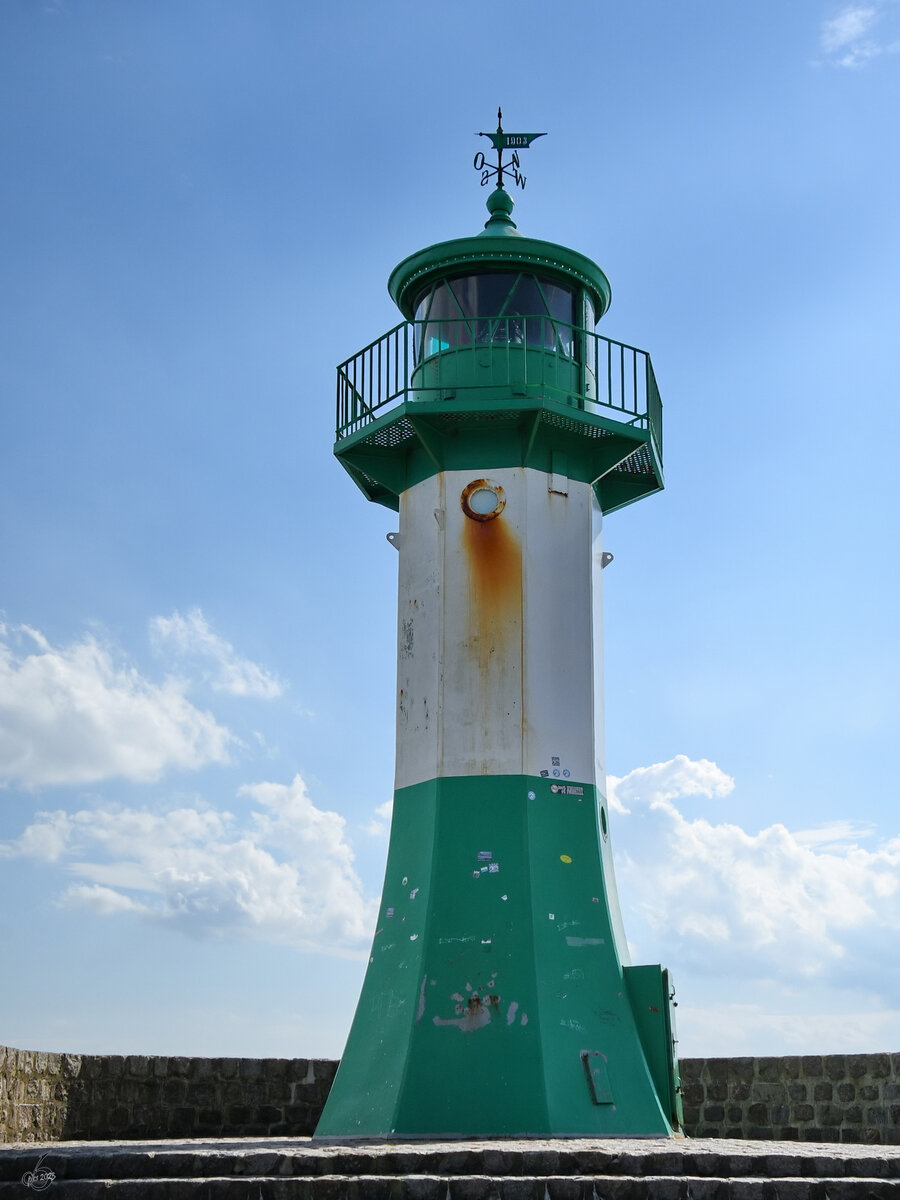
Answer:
317;775;680;1138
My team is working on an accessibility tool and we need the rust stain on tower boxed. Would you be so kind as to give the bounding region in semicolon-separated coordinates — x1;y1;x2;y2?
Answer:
462;498;522;677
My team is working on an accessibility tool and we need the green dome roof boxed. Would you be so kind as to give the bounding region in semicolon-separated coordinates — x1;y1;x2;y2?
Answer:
388;188;612;321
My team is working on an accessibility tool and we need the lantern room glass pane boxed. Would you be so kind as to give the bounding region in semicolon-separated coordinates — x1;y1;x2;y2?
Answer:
414;272;576;358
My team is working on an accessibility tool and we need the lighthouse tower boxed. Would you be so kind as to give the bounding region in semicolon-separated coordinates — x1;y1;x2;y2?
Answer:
316;116;681;1139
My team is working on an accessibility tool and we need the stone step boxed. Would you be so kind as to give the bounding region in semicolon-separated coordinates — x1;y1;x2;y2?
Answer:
2;1138;900;1197
2;1175;900;1198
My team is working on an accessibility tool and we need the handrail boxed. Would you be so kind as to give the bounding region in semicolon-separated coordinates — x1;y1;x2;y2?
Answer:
336;318;662;457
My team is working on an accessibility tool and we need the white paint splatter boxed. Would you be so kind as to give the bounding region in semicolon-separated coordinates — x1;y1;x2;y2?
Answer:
416;974;427;1022
507;1000;519;1026
566;936;604;947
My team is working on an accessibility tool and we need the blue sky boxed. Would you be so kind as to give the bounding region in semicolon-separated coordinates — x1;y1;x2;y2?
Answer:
1;0;899;1062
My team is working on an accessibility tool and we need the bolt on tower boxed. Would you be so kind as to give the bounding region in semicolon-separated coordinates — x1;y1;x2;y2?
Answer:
316;115;682;1139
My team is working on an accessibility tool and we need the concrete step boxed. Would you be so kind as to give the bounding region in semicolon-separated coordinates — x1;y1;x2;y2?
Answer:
2;1138;899;1198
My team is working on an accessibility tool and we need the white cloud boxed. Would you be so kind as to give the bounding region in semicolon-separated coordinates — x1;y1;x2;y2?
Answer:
150;609;283;699
608;753;734;813
676;1001;900;1059
366;799;393;836
3;775;375;956
0;624;233;787
819;4;900;66
611;756;900;996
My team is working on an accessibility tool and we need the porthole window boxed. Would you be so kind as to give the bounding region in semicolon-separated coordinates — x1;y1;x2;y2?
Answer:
461;479;506;522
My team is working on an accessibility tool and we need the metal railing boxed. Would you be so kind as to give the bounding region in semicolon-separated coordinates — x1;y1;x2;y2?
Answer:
336;317;661;458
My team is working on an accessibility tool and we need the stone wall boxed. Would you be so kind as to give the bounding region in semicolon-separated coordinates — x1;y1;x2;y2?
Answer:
2;1046;898;1144
680;1054;900;1144
0;1046;336;1144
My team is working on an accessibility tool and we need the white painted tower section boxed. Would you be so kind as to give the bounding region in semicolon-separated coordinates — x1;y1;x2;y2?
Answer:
393;466;607;789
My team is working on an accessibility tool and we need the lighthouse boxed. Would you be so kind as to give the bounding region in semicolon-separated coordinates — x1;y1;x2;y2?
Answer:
316;115;682;1139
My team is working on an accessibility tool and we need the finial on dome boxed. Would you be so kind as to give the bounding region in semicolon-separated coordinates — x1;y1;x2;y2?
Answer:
483;186;517;232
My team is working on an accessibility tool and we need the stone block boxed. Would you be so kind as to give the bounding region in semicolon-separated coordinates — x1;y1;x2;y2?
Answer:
703;1104;725;1122
820;1126;840;1142
188;1058;214;1080
166;1106;196;1135
168;1057;191;1077
705;1058;732;1082
757;1057;789;1083
162;1078;187;1105
239;1058;265;1080
81;1057;104;1080
836;1082;855;1102
845;1105;862;1123
864;1127;882;1144
681;1083;704;1105
841;1128;863;1143
223;1081;244;1102
706;1083;727;1102
198;1108;223;1126
816;1104;843;1126
801;1056;823;1078
681;1106;701;1126
730;1081;751;1102
262;1058;289;1079
213;1058;239;1079
778;1127;799;1140
869;1053;892;1078
108;1105;130;1128
753;1082;787;1103
846;1054;870;1079
726;1106;743;1123
858;1084;879;1101
191;1082;221;1110
61;1054;82;1079
678;1058;702;1080
813;1082;832;1101
227;1104;253;1124
865;1106;887;1124
747;1103;768;1124
747;1126;774;1140
255;1104;282;1124
884;1083;900;1100
788;1083;808;1102
125;1055;149;1077
771;1105;790;1124
801;1127;824;1142
824;1055;847;1081
105;1056;125;1077
152;1057;169;1077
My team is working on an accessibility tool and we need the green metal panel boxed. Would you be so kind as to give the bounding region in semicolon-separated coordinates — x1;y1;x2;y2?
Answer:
316;774;673;1139
623;964;684;1133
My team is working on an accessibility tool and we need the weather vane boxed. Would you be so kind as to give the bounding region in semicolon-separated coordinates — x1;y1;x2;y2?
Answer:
474;107;546;191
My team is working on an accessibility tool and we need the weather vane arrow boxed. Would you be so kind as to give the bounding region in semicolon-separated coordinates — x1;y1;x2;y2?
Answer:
474;107;546;191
